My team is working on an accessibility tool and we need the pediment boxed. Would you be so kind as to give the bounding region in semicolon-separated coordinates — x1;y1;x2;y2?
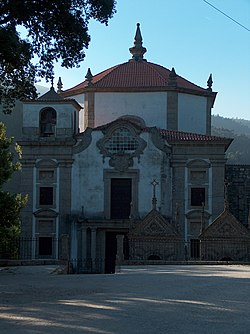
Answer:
33;209;58;218
201;210;250;239
130;210;179;238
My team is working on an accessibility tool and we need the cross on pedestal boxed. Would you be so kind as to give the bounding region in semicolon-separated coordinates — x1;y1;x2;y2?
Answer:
151;179;159;210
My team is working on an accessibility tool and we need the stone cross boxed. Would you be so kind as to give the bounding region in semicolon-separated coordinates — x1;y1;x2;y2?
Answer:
151;179;159;210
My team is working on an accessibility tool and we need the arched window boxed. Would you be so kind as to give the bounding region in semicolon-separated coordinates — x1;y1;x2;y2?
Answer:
40;107;56;136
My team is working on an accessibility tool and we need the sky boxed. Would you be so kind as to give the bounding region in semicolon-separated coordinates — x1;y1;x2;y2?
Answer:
39;0;250;120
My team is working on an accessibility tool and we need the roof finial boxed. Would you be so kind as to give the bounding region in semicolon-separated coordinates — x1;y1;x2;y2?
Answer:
168;67;177;87
129;23;147;62
207;73;213;91
85;68;93;86
51;76;54;90
57;77;63;93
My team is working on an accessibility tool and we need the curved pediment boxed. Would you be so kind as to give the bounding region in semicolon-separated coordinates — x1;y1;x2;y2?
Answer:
35;159;58;168
33;209;58;218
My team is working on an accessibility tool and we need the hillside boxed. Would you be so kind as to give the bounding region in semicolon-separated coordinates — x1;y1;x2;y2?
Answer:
212;115;250;136
211;115;250;164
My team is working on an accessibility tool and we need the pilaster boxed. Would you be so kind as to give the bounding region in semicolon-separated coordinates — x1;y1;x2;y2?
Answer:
84;92;95;129
91;228;97;271
167;92;178;130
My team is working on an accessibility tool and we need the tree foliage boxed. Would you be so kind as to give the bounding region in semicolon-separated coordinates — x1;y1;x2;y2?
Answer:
0;0;116;112
212;126;250;164
0;122;27;233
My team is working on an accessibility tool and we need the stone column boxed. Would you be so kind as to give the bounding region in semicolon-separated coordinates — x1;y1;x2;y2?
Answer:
81;227;87;264
116;234;124;271
61;234;69;261
91;228;97;272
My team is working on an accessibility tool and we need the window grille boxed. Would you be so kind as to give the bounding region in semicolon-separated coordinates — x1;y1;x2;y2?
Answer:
105;127;138;153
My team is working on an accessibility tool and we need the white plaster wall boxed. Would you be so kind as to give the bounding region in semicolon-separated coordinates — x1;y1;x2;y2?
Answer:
78;109;85;132
56;106;73;129
95;92;167;128
133;133;163;216
178;93;207;133
23;104;39;127
71;131;163;218
23;103;76;129
71;132;107;217
68;94;84;132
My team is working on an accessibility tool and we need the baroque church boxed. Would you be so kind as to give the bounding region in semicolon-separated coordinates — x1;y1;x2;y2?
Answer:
3;24;250;273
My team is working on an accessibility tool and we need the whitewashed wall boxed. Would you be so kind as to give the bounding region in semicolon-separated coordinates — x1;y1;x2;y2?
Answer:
69;94;85;132
134;133;162;215
71;131;106;217
23;103;75;129
178;93;207;134
94;92;167;128
71;131;163;218
23;103;39;127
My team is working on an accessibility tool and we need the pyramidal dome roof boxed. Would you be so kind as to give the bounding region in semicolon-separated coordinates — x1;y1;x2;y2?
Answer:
62;23;215;97
38;86;64;101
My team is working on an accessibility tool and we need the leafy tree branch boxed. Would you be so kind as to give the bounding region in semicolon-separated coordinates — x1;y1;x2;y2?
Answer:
0;0;116;112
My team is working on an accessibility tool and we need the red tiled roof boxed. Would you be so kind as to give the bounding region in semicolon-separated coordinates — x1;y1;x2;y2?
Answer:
63;61;210;95
159;128;232;148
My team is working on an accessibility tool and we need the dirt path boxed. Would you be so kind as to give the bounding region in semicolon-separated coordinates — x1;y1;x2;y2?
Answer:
0;265;250;333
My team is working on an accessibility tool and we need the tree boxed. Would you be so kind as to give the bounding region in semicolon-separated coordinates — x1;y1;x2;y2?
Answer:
0;122;27;254
0;0;116;112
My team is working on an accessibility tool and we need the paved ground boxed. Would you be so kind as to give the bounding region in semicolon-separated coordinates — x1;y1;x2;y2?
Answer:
0;265;250;334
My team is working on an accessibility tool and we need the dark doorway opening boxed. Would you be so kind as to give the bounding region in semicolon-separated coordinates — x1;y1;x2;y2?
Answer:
105;232;117;274
190;239;200;258
39;237;52;256
110;178;132;219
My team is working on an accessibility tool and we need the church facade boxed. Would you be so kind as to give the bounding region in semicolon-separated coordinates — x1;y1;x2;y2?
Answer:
13;24;250;272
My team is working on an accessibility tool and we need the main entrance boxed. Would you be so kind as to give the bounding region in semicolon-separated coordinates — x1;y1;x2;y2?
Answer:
105;232;117;274
105;232;129;274
110;178;132;219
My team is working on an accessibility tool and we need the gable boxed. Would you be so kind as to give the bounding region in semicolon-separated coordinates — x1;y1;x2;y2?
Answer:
201;210;250;239
129;209;180;238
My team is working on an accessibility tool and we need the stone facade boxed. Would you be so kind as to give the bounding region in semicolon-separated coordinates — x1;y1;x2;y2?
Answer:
2;24;249;273
226;165;250;226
